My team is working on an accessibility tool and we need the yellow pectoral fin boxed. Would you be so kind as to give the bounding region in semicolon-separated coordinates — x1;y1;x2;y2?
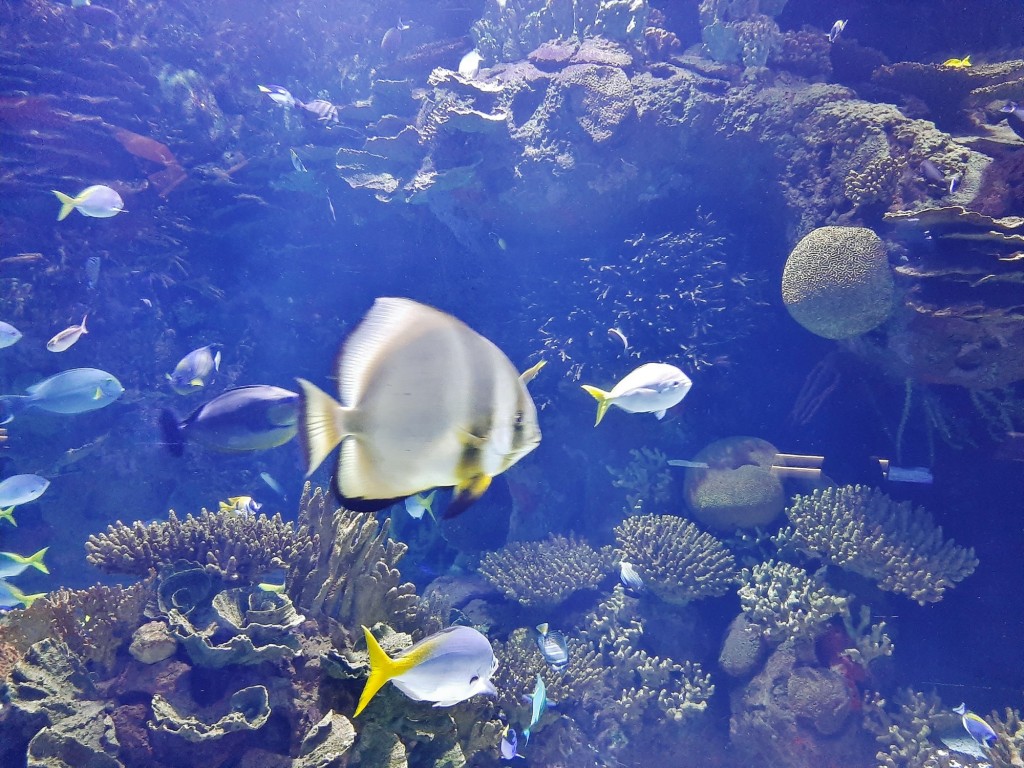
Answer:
445;474;492;519
93;387;103;400
580;385;612;426
189;378;204;387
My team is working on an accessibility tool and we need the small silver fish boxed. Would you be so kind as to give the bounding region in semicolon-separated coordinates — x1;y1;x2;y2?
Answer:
667;459;709;468
828;19;848;43
289;149;307;173
619;561;644;591
534;623;569;669
607;327;629;351
47;315;88;353
53;185;123;221
260;472;287;499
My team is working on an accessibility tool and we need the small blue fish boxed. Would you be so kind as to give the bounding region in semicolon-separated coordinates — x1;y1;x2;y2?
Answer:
619;561;645;592
953;703;997;750
828;19;848;43
0;475;49;507
535;623;569;669
404;491;436;520
166;344;222;395
0;322;22;349
0;579;45;609
500;725;522;760
523;674;551;744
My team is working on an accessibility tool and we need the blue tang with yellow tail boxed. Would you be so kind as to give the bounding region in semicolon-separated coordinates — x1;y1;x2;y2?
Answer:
355;624;498;716
296;297;543;518
160;385;299;456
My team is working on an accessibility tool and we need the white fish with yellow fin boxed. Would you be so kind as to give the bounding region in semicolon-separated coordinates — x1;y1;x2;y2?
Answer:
355;624;497;716
404;491;437;520
0;548;49;579
581;362;691;426
166;344;222;395
47;314;88;352
296;297;543;519
0;579;45;609
52;185;123;221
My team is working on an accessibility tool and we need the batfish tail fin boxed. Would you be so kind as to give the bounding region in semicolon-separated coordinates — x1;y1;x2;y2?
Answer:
580;385;613;426
159;410;185;457
53;190;77;221
356;625;418;717
296;377;350;477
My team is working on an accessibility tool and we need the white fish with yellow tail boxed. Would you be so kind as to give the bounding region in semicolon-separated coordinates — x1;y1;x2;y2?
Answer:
581;362;691;426
296;297;543;519
46;314;88;352
355;625;497;716
52;185;124;221
404;491;437;521
0;579;45;609
0;547;49;579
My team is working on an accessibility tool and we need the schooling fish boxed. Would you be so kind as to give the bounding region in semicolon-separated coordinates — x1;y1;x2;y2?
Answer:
404;491;437;521
160;385;299;456
953;703;997;750
296;297;543;518
523;674;551;744
46;314;88;353
0;322;22;349
828;19;848;43
535;623;569;669
356;624;498;716
0;368;124;424
0;579;45;609
941;56;971;68
581;362;692;426
0;548;49;578
52;185;124;221
166;344;222;395
0;475;49;507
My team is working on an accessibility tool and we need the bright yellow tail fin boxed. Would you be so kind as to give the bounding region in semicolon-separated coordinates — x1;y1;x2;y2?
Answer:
6;583;45;608
355;625;419;716
2;547;48;574
53;190;78;221
581;385;613;426
0;507;16;527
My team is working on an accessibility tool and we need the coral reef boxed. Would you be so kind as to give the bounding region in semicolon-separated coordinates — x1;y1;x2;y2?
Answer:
863;688;957;768
781;226;895;340
608;447;675;513
775;485;978;605
738;560;849;645
989;707;1024;768
149;685;271;742
478;534;612;608
85;508;302;581
614;514;737;605
286;483;424;634
683;436;786;530
699;0;787;70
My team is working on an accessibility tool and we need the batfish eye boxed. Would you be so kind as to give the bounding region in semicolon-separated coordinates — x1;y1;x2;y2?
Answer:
514;410;525;426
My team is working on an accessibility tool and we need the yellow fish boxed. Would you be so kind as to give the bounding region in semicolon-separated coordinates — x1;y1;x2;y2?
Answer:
941;55;971;68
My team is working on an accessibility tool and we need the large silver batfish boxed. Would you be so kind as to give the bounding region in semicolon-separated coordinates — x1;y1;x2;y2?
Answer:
297;297;543;518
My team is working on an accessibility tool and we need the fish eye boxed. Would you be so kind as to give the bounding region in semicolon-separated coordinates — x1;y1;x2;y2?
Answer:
514;410;525;426
469;675;479;684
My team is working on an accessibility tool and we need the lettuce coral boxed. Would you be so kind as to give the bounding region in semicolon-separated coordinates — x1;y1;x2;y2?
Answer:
775;485;978;605
614;514;737;605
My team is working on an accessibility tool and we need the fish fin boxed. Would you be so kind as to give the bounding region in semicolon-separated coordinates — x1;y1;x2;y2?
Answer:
53;190;77;221
0;397;24;425
213;350;221;370
16;547;49;574
6;583;45;608
519;360;546;386
356;625;418;717
445;474;492;519
159;410;185;457
654;409;666;420
295;378;349;476
80;314;88;333
536;623;548;635
522;729;531;745
189;378;204;388
331;471;404;513
0;507;16;527
580;385;612;426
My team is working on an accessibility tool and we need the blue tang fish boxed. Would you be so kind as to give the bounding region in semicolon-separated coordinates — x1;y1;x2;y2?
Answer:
356;625;497;716
0;368;124;424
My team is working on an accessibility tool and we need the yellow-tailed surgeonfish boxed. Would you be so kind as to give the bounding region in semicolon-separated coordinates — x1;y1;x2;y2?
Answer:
0;475;49;507
166;344;222;395
0;507;15;526
404;491;437;521
296;297;543;519
581;362;692;426
52;185;124;221
159;385;298;456
0;548;49;578
0;579;45;609
0;368;124;424
46;314;88;353
355;624;497;716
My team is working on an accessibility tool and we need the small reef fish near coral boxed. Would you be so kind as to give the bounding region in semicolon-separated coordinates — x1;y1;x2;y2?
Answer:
581;362;692;425
166;343;222;394
52;184;124;220
45;314;88;353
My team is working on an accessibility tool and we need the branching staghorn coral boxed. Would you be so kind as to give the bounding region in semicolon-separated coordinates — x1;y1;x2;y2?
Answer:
607;447;674;512
841;605;894;668
738;560;849;645
615;514;738;605
774;485;977;605
0;581;151;675
863;688;956;768
478;534;612;608
286;484;422;633
85;508;303;581
989;707;1024;768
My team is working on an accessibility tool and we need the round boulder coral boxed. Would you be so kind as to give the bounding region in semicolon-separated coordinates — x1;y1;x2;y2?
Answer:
781;226;894;339
683;436;785;531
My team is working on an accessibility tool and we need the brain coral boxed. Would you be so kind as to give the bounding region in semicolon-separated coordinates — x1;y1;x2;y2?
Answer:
781;226;895;340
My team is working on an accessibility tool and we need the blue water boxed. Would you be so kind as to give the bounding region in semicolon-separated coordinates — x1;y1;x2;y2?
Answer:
1;0;1023;765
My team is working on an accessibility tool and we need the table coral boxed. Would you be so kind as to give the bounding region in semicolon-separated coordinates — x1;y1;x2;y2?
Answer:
781;225;895;340
738;560;849;645
614;514;737;605
478;534;612;608
774;485;978;605
85;507;302;582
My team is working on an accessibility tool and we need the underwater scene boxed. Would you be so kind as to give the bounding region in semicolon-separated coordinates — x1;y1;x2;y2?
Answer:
1;0;1023;765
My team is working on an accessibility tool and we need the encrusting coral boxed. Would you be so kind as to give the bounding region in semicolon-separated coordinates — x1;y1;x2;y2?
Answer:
614;513;737;605
774;485;978;605
781;226;895;340
85;507;303;581
478;534;612;608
